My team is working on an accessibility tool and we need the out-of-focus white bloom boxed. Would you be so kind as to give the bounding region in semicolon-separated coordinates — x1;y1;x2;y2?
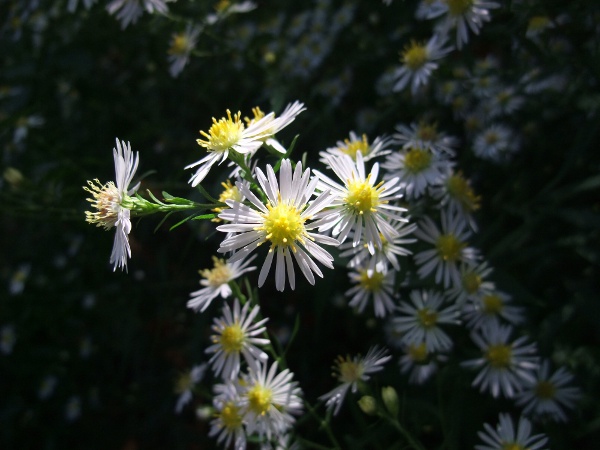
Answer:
414;211;479;288
392;121;458;157
210;381;247;450
447;260;495;305
206;299;269;380
319;346;391;415
9;263;31;295
319;131;392;164
393;289;460;352
107;0;171;29
168;24;202;77
476;413;548;450
462;323;539;398
345;266;397;317
13;115;44;144
187;255;256;313
1;325;17;355
217;159;339;291
430;170;481;230
65;396;82;421
462;289;525;330
206;1;257;25
313;151;407;254
38;375;58;400
438;0;501;49
473;124;519;162
392;34;452;95
174;363;208;413
399;342;448;385
84;138;140;271
515;360;581;422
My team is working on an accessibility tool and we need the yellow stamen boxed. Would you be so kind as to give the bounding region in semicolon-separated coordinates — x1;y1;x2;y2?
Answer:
197;110;244;152
417;308;438;329
404;147;432;173
200;257;233;287
260;201;306;249
358;269;385;293
485;344;512;368
247;384;273;416
401;40;428;71
219;323;245;354
435;234;465;261
345;174;381;216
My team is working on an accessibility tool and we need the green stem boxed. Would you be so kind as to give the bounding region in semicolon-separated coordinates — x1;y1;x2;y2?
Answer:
304;400;342;450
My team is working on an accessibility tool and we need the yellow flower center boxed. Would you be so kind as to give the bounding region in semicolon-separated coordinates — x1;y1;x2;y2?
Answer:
175;372;193;394
339;134;370;160
445;0;473;16
462;272;482;294
485;131;499;145
535;380;557;399
200;257;233;287
408;343;428;362
219;401;243;430
244;106;266;126
358;269;385;292
435;234;465;261
212;180;242;221
219;323;245;354
169;33;190;55
84;179;121;229
260;201;306;249
501;444;525;450
335;356;364;383
416;122;438;142
404;148;432;173
402;41;429;71
345;175;382;216
482;294;504;315
247;384;273;416
214;0;230;12
446;173;481;212
485;344;512;369
197;110;244;153
528;16;551;33
417;308;438;329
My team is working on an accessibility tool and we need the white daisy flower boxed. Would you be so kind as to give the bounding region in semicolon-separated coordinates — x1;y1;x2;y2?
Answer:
515;360;581;422
217;159;339;291
438;0;500;50
413;211;479;288
462;323;539;398
392;120;458;157
174;363;208;413
340;219;417;272
399;342;448;385
319;131;393;164
345;266;397;318
446;260;495;305
319;346;391;415
106;0;170;29
210;381;247;450
1;324;16;355
167;24;202;78
476;413;548;450
393;289;460;352
392;33;453;95
415;0;447;20
240;361;303;440
381;146;453;200
473;124;519;162
462;289;525;330
187;255;257;313
84;138;140;271
313;151;408;254
185;108;277;187
430;169;481;230
206;299;270;380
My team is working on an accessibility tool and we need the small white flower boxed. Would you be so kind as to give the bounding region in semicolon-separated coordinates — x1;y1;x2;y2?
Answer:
462;323;539;398
1;324;16;355
446;260;495;305
313;151;407;254
167;24;202;77
473;124;519;162
393;289;460;352
345;266;397;318
187;255;257;313
106;0;170;29
319;131;392;164
393;120;458;157
241;361;303;440
393;33;452;95
399;342;448;385
515;360;581;422
174;363;208;413
462;289;525;330
319;346;391;415
476;413;548;450
206;299;270;380
65;395;82;422
210;381;247;449
217;159;339;291
38;375;58;400
430;169;481;230
438;0;500;50
84;138;140;271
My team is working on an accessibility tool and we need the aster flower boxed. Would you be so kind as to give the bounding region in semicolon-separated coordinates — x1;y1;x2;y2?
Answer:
313;151;408;254
462;289;525;330
430;169;481;230
186;108;276;187
174;363;208;413
106;0;170;29
399;342;448;385
187;255;257;313
319;346;391;415
392;33;452;95
473;124;519;162
167;24;202;77
381;146;452;199
38;375;58;400
476;413;548;450
84;138;140;271
515;360;581;422
1;324;16;355
240;361;303;440
413;211;479;288
392;120;458;156
462;323;539;398
438;0;500;50
415;0;446;20
206;299;270;380
393;289;460;352
345;266;397;317
217;159;339;291
446;260;495;305
211;179;247;223
210;381;247;450
340;219;417;272
319;131;393;164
